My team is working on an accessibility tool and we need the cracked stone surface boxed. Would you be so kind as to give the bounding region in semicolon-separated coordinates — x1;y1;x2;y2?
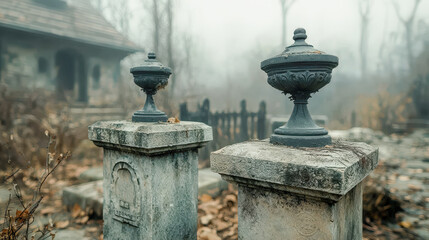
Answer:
211;139;378;198
88;120;213;154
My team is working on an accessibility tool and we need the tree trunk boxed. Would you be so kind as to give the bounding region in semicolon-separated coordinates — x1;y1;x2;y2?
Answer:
152;0;160;54
166;0;175;96
279;0;288;46
280;0;287;46
360;16;369;80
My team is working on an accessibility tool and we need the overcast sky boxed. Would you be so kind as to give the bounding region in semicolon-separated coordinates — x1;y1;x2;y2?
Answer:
123;0;429;89
171;0;429;84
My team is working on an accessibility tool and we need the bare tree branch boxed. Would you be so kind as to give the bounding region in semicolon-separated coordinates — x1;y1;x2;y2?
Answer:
152;0;161;54
358;0;373;80
391;0;422;69
279;0;298;46
391;0;405;23
166;0;176;96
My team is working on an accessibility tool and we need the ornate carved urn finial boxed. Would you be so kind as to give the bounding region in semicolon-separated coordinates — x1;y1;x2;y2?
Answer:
130;52;172;122
261;28;339;147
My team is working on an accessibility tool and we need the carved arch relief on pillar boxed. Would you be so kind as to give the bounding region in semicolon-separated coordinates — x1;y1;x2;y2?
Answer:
283;199;332;240
111;161;142;227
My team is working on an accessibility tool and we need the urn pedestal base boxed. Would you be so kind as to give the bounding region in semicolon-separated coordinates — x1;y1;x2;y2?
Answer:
269;93;332;147
270;133;331;147
132;110;168;122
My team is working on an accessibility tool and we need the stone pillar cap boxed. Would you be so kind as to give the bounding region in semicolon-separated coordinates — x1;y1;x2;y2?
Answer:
211;140;378;201
89;121;212;155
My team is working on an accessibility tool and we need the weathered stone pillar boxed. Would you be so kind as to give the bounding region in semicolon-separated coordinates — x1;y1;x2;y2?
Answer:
211;140;378;239
89;121;212;240
212;28;379;240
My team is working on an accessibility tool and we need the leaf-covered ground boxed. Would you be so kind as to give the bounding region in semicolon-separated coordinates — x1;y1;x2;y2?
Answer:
1;129;428;239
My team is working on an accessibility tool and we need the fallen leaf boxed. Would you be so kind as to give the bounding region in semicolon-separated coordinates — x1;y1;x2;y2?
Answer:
200;214;213;225
71;204;82;218
40;206;56;215
224;194;237;207
398;175;410;181
198;227;221;240
55;220;69;229
200;194;213;203
76;216;89;224
213;219;230;231
86;227;99;233
167;117;180;123
408;184;421;191
399;221;412;229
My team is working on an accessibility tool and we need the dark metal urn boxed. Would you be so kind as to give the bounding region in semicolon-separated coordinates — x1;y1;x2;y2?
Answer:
261;28;339;147
131;52;172;122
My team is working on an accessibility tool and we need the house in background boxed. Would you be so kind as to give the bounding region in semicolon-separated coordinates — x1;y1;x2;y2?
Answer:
0;0;140;105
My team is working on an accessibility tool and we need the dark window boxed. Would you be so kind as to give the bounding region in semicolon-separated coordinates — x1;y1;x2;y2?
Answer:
92;65;100;89
38;57;48;73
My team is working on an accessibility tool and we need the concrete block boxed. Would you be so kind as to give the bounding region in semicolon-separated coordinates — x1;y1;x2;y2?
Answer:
198;168;228;197
212;140;378;199
88;120;212;154
237;183;362;240
88;121;212;240
62;181;103;216
79;167;103;182
211;139;378;239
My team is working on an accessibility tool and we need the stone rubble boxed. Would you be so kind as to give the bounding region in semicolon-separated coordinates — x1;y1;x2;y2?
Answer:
332;127;429;239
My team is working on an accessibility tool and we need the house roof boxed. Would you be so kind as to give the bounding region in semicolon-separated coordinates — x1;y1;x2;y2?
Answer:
0;0;140;53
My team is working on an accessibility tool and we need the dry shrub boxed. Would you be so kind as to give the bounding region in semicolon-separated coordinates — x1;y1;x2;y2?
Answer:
1;133;70;240
0;85;77;169
409;46;429;118
363;185;402;224
357;89;412;133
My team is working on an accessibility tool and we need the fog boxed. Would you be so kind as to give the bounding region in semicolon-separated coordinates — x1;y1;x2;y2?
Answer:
125;0;429;81
106;0;428;121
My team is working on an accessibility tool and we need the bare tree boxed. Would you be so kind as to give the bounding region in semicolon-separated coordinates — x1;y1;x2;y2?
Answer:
166;0;176;96
392;0;422;70
358;0;372;80
279;0;297;46
92;0;132;37
152;0;161;55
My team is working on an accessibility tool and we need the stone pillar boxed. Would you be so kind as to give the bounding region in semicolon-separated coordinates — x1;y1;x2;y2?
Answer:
89;120;212;240
211;140;378;240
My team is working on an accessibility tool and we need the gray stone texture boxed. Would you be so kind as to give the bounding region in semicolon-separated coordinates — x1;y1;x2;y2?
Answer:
62;168;228;218
198;168;228;197
88;120;212;154
62;181;103;216
212;140;378;198
211;139;378;239
88;121;212;240
237;183;362;240
79;167;104;182
54;229;90;240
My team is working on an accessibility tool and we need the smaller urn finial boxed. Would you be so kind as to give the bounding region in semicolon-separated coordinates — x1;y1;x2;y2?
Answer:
290;27;309;47
130;52;172;122
293;28;307;41
148;52;156;59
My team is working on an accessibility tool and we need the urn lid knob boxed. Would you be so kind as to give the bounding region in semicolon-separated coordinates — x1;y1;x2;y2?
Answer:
293;28;307;41
147;52;156;60
130;52;172;75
